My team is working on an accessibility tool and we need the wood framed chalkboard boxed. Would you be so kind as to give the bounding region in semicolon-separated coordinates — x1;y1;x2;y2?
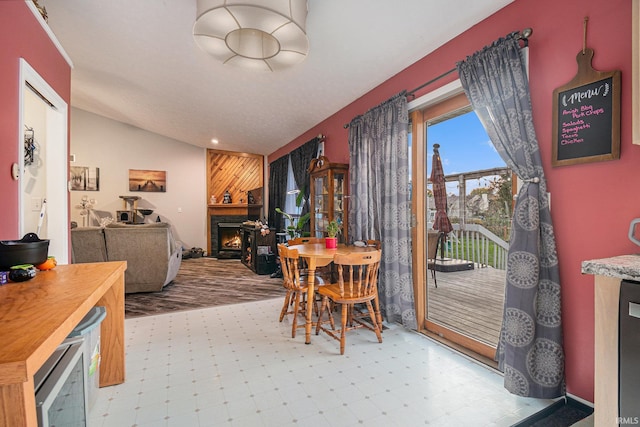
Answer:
552;48;620;167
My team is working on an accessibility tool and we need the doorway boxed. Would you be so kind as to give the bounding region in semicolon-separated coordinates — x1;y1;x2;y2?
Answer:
19;59;69;264
411;85;510;362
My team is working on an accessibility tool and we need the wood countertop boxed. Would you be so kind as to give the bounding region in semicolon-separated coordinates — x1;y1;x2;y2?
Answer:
0;261;126;383
0;261;127;427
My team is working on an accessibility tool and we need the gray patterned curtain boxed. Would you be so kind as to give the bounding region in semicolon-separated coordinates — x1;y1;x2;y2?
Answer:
348;92;415;329
290;137;320;233
268;155;290;232
457;33;564;399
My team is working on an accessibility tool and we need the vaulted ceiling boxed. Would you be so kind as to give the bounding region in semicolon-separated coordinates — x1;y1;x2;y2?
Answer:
43;0;513;155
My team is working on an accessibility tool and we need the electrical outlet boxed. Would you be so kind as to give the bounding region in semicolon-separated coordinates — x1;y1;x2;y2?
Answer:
178;207;182;213
31;197;42;212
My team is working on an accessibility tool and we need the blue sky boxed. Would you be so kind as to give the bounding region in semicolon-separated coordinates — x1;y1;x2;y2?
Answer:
426;110;506;195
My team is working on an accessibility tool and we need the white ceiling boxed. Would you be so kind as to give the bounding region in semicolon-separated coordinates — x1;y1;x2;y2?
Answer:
43;0;512;155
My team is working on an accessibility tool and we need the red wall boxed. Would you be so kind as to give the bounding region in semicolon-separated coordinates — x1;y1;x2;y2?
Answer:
0;2;71;239
270;0;634;402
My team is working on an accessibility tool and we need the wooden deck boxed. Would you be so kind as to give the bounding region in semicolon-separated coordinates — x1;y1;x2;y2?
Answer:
427;265;506;348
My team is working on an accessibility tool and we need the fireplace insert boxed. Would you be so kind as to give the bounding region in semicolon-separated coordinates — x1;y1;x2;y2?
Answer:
217;223;242;259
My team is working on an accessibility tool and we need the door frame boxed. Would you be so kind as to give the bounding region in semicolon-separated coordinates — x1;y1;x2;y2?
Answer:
410;79;465;331
410;81;498;361
18;58;69;264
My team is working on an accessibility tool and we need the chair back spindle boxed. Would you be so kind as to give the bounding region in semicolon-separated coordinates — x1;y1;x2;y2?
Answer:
333;251;381;301
278;244;304;292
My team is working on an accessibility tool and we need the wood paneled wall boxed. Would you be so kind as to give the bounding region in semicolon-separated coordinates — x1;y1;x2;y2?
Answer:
207;149;263;204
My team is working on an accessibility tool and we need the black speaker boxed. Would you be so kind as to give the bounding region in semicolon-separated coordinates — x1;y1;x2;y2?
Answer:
256;254;276;275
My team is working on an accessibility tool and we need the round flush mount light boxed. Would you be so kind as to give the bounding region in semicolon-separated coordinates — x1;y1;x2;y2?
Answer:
193;0;309;71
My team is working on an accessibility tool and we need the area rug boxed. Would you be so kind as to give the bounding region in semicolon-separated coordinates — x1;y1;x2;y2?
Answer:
124;257;285;318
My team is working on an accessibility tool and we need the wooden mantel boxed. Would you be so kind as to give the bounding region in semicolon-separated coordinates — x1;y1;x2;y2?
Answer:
208;203;262;216
0;262;126;427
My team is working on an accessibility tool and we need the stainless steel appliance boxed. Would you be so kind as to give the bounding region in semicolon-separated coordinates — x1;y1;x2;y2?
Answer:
619;280;640;418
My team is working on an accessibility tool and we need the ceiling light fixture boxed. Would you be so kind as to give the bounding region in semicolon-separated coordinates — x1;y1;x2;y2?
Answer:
193;0;309;71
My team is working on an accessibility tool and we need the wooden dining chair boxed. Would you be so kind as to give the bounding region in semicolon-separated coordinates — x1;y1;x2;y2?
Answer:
427;230;440;288
278;244;314;338
315;250;383;354
352;239;383;329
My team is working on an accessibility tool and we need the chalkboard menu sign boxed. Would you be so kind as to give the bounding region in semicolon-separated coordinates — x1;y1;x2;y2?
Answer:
552;49;620;167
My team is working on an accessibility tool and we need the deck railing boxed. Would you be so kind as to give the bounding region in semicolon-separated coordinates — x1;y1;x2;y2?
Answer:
440;224;509;270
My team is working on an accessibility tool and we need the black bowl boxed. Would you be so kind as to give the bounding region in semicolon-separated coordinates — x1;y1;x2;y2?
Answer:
0;233;49;270
138;209;154;216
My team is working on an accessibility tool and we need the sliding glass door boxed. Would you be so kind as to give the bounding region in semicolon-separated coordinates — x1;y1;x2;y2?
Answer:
411;92;513;362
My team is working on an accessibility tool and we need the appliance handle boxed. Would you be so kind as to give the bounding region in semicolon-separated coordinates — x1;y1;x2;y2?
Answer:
629;302;640;319
629;218;640;246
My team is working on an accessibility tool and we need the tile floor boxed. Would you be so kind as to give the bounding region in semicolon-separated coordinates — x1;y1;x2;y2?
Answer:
89;298;554;427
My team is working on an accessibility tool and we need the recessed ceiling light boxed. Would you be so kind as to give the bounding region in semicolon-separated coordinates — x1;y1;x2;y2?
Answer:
211;138;219;144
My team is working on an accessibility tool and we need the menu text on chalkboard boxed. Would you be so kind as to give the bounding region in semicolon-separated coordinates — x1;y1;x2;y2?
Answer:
551;49;620;167
557;77;612;160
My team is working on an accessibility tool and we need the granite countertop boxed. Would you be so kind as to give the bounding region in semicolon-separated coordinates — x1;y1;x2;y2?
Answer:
581;254;640;281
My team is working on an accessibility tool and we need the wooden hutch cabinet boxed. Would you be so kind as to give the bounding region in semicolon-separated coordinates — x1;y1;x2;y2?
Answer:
309;157;349;243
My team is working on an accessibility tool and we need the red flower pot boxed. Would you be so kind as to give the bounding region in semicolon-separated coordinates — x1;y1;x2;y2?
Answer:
325;237;337;249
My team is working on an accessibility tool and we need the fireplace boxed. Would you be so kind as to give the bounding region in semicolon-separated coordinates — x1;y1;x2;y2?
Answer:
217;223;242;258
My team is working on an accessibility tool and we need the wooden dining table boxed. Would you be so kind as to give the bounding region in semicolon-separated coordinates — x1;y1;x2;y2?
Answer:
287;243;378;344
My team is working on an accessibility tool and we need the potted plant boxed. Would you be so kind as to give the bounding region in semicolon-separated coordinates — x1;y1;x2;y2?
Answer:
276;208;310;239
276;189;310;239
325;220;340;249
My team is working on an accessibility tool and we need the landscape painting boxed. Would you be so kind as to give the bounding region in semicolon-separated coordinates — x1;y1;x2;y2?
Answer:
129;169;167;192
70;166;100;191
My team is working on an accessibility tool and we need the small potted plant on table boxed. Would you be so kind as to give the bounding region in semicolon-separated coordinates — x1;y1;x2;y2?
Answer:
325;220;340;249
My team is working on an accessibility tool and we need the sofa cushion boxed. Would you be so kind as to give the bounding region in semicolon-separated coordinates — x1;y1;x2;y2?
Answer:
106;222;170;229
106;222;177;254
70;227;107;263
103;225;181;293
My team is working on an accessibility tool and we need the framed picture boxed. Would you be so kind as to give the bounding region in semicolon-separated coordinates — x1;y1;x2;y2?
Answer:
70;166;99;191
129;169;166;192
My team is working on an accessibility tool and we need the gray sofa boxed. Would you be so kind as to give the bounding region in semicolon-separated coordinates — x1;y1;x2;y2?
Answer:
71;222;182;293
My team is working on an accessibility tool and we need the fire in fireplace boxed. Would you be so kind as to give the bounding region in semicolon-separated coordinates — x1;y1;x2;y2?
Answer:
217;223;242;258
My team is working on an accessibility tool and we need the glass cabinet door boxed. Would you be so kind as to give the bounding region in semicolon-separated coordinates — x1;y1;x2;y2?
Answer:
333;171;345;241
312;174;329;237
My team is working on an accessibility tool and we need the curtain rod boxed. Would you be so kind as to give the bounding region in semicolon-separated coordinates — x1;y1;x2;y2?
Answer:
343;27;533;129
